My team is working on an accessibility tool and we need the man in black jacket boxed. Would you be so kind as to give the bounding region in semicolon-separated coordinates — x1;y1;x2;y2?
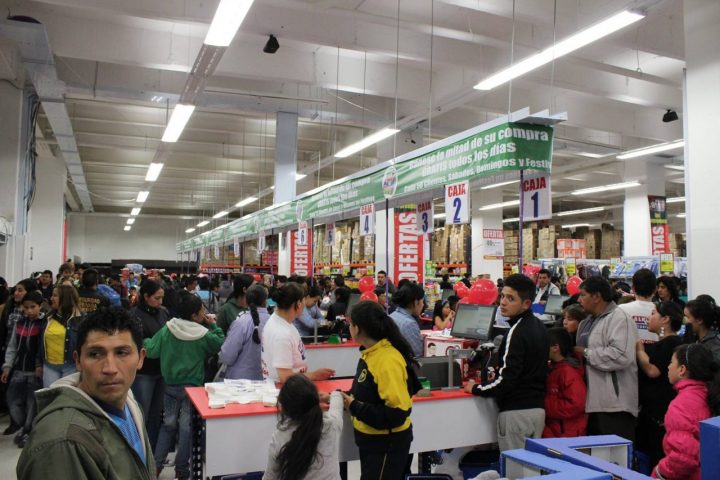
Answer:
465;273;549;451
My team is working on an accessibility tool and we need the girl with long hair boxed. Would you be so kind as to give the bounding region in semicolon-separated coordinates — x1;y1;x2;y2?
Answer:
342;300;420;480
216;274;255;335
684;298;720;363
42;285;83;387
263;375;343;480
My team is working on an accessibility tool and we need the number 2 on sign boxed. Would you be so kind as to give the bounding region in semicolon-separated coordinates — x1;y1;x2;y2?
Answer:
453;197;461;223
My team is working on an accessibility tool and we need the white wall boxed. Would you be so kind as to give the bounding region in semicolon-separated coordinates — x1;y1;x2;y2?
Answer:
67;214;184;263
28;154;66;273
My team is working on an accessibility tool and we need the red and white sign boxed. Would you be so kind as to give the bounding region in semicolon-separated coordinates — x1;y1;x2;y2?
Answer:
651;224;670;255
290;229;313;276
445;180;469;224
416;201;434;235
521;174;552;221
394;210;424;283
360;204;375;236
297;221;308;246
482;229;504;260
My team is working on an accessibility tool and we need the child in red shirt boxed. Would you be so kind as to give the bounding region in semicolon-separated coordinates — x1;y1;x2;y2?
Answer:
543;327;587;438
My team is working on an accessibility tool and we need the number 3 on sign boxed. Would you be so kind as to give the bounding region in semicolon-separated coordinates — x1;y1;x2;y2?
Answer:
360;204;375;236
445;181;469;225
416;201;434;234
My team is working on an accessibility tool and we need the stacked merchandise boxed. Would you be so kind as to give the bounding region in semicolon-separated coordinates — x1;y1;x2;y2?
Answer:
360;235;375;263
313;225;330;265
537;226;570;258
522;225;538;261
504;229;519;264
583;230;602;259
449;224;471;264
424;280;442;308
600;225;622;258
243;241;260;264
432;227;449;264
557;239;586;259
669;233;685;257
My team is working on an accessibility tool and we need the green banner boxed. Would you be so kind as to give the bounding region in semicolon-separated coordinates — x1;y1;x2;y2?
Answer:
179;122;553;252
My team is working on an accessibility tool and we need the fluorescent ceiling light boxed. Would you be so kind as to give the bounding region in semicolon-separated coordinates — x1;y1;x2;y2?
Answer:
296;173;307;180
123;226;131;231
664;165;685;172
130;207;141;216
577;152;604;158
556;206;605;217
479;200;520;211
136;191;149;203
146;163;164;182
270;186;275;190
161;104;195;143
571;181;640;196
204;0;254;47
676;213;686;218
235;196;258;207
197;220;210;227
474;10;644;90
617;140;684;160
185;228;196;233
561;223;591;229
213;210;229;219
667;197;685;203
502;217;519;223
335;128;400;158
126;218;135;225
481;180;519;190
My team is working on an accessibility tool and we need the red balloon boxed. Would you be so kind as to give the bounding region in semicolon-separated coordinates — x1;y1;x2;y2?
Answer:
468;279;497;305
453;282;465;292
253;274;262;282
566;275;582;296
358;276;376;293
455;284;469;299
360;291;378;302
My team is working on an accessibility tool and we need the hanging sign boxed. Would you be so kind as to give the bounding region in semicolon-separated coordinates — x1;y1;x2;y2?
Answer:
258;231;266;252
233;237;240;258
291;229;313;276
416;201;434;235
325;223;336;246
297;221;308;246
394;209;424;283
521;173;552;221
565;257;577;276
445;180;469;225
360;204;375;236
213;244;220;258
483;229;505;260
660;253;674;274
649;196;670;255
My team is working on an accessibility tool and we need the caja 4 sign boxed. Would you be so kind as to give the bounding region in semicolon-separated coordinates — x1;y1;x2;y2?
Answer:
360;204;375;236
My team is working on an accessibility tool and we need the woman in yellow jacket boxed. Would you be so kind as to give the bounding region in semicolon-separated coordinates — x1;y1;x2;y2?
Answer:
341;300;420;480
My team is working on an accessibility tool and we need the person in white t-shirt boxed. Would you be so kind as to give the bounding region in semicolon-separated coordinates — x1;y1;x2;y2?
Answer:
262;282;335;383
619;268;658;343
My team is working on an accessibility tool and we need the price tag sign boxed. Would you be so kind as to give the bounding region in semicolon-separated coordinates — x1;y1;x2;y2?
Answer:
521;173;552;221
258;231;266;252
445;180;469;225
325;223;336;246
360;204;375;236
416;201;434;235
233;237;240;257
660;253;674;274
213;244;220;258
565;257;577;276
297;221;308;246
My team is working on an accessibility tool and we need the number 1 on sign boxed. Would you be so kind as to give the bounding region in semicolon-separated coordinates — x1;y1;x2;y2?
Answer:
531;192;539;218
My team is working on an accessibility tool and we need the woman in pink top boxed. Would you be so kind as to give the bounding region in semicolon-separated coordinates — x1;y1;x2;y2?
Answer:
653;343;720;480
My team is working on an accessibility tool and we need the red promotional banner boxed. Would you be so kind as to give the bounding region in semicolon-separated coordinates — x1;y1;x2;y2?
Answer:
394;209;424;284
648;195;669;255
290;229;313;276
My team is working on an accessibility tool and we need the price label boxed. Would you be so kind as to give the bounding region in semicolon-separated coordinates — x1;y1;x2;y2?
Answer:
213;244;220;258
445;181;469;225
360;204;375;236
325;223;336;246
521;173;552;221
660;253;674;274
565;257;577;276
416;201;434;235
297;221;308;246
258;232;266;252
233;237;240;257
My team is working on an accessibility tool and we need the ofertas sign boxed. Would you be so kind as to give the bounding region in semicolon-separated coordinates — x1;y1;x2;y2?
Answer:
445;180;469;225
325;223;335;246
394;209;424;283
649;196;669;255
360;204;375;236
297;221;308;246
521;173;551;221
416;201;434;235
291;229;313;276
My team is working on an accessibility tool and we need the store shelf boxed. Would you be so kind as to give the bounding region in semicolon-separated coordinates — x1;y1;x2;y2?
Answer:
435;263;467;268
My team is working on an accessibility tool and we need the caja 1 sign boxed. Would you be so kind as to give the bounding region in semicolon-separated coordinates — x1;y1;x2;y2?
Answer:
521;174;551;221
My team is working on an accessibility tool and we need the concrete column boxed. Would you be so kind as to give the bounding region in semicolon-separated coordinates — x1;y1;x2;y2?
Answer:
0;83;29;283
471;188;504;280
623;160;665;256
274;112;298;204
28;153;67;273
684;0;720;298
374;206;394;281
278;232;290;276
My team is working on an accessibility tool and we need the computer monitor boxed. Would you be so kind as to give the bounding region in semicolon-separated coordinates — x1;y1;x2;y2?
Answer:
544;295;569;316
493;308;510;328
414;356;461;390
450;304;496;341
346;292;362;318
441;289;454;302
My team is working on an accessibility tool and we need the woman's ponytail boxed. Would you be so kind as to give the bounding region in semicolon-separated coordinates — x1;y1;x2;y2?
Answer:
351;301;417;366
245;284;268;345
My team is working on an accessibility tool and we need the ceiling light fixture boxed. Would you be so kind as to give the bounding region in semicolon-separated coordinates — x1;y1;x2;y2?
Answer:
235;196;258;208
161;104;195;143
576;152;604;158
146;162;164;182
124;226;131;232
502;217;519;223
126;218;135;225
335;128;400;158
561;223;591;229
676;213;686;218
478;200;520;211
204;0;255;47
130;207;141;216
571;181;641;196
664;165;685;172
662;109;679;123
197;220;210;227
667;197;685;203
263;34;280;54
617;140;684;160
136;191;149;203
555;206;605;217
185;227;196;233
213;210;229;219
474;10;644;90
296;173;307;180
480;180;519;190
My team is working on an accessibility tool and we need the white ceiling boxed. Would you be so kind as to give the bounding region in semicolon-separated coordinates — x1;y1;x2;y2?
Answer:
4;0;687;233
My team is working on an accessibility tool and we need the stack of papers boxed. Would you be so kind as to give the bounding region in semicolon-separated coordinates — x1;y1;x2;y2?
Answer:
205;379;280;409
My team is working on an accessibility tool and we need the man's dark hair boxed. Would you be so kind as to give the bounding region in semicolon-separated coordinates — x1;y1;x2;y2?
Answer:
503;274;536;302
59;262;73;275
81;268;99;288
22;291;45;306
177;295;204;320
333;276;345;288
377;270;387;276
184;275;198;289
42;270;53;277
579;276;613;302
631;268;656;297
538;268;551;278
76;307;143;355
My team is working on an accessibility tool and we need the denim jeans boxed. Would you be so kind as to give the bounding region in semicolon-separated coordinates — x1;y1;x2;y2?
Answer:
131;373;165;450
7;371;41;434
43;362;77;388
154;384;192;475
